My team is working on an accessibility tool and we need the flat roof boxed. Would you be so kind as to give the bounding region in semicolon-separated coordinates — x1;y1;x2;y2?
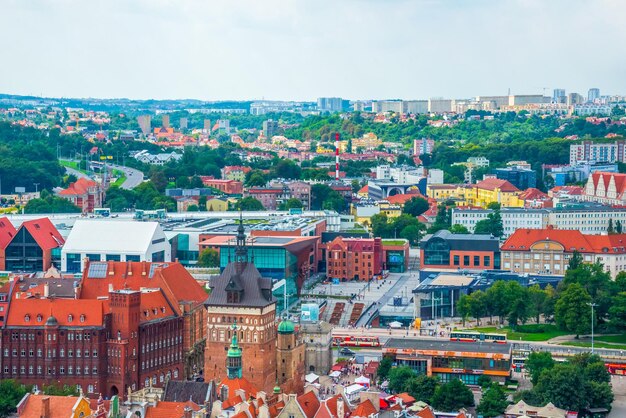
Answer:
384;338;511;355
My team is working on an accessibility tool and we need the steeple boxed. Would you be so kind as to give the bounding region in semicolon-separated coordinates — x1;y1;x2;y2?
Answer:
235;213;248;267
226;320;242;379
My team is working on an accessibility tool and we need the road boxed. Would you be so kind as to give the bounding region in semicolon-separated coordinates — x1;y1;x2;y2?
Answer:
64;166;91;180
105;163;143;190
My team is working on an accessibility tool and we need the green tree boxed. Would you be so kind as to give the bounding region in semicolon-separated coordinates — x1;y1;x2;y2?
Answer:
449;224;470;234
534;364;586;412
399;224;423;245
403;197;429;217
554;283;592;336
477;375;492;389
468;290;488;325
149;168;168;192
609;292;626;329
198;195;207;211
279;198;304;210
376;357;393;382
527;284;549;323
187;204;199;212
24;194;82;214
271;159;301;179
190;175;204;189
474;210;503;237
457;294;471;327
525;351;555;385
617;219;623;234
388;366;416;394
608;218;615;234
477;383;508;418
245;171;267;187
176;176;190;188
568;250;583;270
42;383;79;396
197;248;219;268
236;197;264;211
0;380;29;418
431;379;474;412
404;375;439;404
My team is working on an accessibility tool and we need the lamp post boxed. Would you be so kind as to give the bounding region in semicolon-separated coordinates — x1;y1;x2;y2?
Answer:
33;183;40;193
587;302;598;354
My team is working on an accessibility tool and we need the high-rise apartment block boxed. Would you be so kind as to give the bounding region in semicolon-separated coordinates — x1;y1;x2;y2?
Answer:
137;115;151;135
553;89;566;103
179;117;188;130
262;119;279;139
570;140;626;165
588;88;601;102
161;114;170;128
317;97;343;113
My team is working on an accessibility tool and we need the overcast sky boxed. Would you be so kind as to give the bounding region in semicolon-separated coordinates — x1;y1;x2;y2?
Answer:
1;0;624;101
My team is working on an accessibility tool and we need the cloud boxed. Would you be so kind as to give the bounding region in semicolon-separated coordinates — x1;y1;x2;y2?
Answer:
0;0;624;101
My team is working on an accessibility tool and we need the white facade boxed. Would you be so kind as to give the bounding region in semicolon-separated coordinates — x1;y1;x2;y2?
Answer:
61;220;172;272
570;141;626;165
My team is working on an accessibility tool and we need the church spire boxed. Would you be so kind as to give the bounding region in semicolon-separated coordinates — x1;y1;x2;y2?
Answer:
226;320;242;379
235;212;248;269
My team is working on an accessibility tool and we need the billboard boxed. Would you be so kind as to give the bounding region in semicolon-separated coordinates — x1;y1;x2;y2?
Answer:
300;303;320;323
15;187;26;193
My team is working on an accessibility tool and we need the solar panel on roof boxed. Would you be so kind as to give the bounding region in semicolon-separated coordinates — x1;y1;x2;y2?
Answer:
88;262;108;279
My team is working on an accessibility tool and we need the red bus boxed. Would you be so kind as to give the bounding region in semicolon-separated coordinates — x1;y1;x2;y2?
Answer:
606;363;626;375
332;335;381;347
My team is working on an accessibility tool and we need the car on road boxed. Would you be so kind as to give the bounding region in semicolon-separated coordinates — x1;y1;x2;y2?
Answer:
339;347;355;356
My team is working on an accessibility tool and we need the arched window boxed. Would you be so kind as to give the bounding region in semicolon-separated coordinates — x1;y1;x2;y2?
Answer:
68;314;73;322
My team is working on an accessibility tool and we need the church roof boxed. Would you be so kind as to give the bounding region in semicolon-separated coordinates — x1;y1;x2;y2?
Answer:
205;261;274;308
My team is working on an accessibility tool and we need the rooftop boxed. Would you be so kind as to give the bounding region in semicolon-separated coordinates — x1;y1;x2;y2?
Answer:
63;220;166;253
384;337;511;355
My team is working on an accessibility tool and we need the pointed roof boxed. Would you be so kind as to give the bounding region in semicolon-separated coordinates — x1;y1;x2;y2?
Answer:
205;261;274;308
297;391;321;418
0;217;16;249
349;399;376;418
475;178;519;192
59;178;99;196
326;394;351;418
20;218;64;250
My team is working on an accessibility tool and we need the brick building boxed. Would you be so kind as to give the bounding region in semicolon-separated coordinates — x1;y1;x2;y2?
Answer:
58;178;104;213
276;319;305;394
419;230;500;271
0;261;207;398
204;218;278;393
200;178;243;195
244;188;287;210
325;237;383;281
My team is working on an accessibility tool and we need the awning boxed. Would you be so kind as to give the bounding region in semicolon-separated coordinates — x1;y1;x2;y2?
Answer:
305;372;320;384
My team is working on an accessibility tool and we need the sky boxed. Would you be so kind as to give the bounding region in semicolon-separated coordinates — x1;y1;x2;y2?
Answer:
1;0;625;101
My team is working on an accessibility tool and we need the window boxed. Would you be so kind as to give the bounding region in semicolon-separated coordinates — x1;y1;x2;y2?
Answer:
463;255;470;266
423;238;450;266
484;256;491;267
453;255;460;266
127;255;140;262
66;253;82;273
105;254;121;261
473;255;480;266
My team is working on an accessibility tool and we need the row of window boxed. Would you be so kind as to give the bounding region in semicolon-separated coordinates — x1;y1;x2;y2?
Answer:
141;351;181;370
453;255;491;267
143;369;179;388
141;336;182;353
4;348;98;358
4;365;97;375
11;331;93;341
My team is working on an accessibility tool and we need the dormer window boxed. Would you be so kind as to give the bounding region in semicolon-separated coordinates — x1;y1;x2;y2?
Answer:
36;315;42;322
24;315;30;322
68;315;73;323
80;315;85;323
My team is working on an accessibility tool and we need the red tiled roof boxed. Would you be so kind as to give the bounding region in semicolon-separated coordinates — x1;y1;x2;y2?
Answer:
501;228;626;254
140;290;176;323
350;399;376;418
395;393;415;404
590;172;626;192
358;185;368;194
0;217;16;249
385;193;425;205
297;390;321;418
326;394;351;418
145;401;200;418
475;178;519;192
416;407;435;418
7;298;106;326
518;188;548;200
59;178;99;196
218;377;259;400
314;401;333;418
18;395;85;418
20;218;64;250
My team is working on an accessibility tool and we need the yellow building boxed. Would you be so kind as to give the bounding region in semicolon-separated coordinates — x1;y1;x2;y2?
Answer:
206;197;229;211
352;132;382;152
427;178;524;208
350;202;401;226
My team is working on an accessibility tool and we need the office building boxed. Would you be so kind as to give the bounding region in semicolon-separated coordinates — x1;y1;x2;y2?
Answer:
317;97;343;113
2;218;64;272
494;167;537;190
61;220;171;272
502;228;626;278
588;88;601;102
567;93;585;106
383;338;511;384
262;119;279;139
553;89;566;103
419;230;500;271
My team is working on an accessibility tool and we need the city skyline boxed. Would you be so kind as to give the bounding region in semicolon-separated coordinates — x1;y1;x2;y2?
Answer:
1;0;625;101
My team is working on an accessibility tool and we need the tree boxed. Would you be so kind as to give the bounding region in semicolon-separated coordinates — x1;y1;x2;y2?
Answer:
399;224;422;245
534;364;587;412
404;375;439;404
271;159;301;179
477;375;492;389
0;379;29;418
555;282;592;336
468;290;487;325
279;198;304;210
197;248;219;268
24;194;82;214
525;351;555;385
477;384;508;418
617;219;623;234
456;294;471;327
175;176;190;188
608;218;615;234
506;282;530;328
527;284;549;323
236;197;264;211
431;379;474;412
198;195;207;211
403;197;429;217
568;250;583;270
187;204;199;212
190;175;204;189
449;224;469;234
388;366;416;394
376;357;393;382
42;383;79;396
149;168;168;192
245;172;267;187
474;210;503;237
609;292;626;329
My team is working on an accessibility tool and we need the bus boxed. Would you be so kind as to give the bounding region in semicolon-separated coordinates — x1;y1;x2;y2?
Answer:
332;335;381;348
606;363;626;375
450;331;507;344
94;208;111;217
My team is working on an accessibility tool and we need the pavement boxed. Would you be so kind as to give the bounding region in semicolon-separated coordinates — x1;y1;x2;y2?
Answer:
106;163;143;189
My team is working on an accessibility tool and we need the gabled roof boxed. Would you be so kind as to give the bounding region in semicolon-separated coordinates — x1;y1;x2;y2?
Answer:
144;401;200;418
415;408;435;418
17;394;91;418
0;217;16;249
349;399;376;418
163;378;214;405
297;391;321;418
385;194;424;205
326;394;351;418
501;228;626;254
475;178;519;192
205;262;274;308
219;377;260;400
7;298;106;326
20;218;64;250
63;220;165;254
358;185;368;194
59;178;99;196
518;187;549;201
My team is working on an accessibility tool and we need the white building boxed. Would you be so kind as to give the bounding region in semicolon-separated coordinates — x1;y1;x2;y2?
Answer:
61;220;171;272
570;141;626;165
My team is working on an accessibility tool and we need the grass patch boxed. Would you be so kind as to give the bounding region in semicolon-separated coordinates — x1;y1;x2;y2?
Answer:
60;159;88;174
594;334;626;344
559;341;626;350
112;174;127;187
469;324;570;342
381;239;407;246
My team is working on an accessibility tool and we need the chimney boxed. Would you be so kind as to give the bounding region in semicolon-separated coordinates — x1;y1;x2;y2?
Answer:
41;397;50;418
183;406;192;418
337;397;345;418
43;283;49;298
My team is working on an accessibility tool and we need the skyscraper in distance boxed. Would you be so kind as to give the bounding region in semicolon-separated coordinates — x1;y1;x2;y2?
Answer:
553;89;566;103
588;88;600;102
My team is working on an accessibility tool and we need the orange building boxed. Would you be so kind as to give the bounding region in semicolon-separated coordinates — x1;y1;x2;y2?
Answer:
2;218;64;271
326;237;383;281
419;230;500;271
58;178;104;213
200;177;243;195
